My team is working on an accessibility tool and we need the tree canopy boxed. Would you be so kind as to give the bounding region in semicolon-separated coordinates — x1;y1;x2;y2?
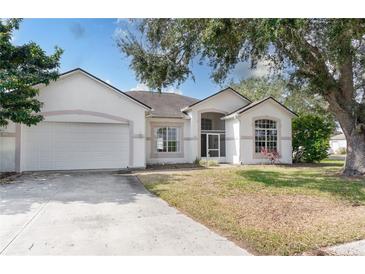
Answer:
117;19;365;175
231;76;330;117
0;19;63;127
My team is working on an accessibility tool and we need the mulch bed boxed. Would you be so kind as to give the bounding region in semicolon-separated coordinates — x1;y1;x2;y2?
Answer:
0;172;20;183
0;172;16;179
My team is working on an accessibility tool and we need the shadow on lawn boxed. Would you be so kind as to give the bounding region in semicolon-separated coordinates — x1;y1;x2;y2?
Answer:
236;169;365;204
293;161;344;168
138;173;192;195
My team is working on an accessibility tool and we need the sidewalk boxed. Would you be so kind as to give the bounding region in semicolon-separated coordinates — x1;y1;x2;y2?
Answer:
325;240;365;256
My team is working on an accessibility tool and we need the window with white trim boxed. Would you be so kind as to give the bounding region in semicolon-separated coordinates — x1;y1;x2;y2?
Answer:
255;119;278;153
201;118;212;130
154;127;180;153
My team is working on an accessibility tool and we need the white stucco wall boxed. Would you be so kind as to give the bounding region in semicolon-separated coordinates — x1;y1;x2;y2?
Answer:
190;90;250;114
2;74;296;170
0;122;16;172
146;117;192;164
238;99;294;164
330;139;347;153
186;89;250;162
187;110;199;162
18;71;148;170
225;118;240;164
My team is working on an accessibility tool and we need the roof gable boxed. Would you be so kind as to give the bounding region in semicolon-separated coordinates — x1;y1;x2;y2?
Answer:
223;96;297;119
182;87;251;111
56;68;151;110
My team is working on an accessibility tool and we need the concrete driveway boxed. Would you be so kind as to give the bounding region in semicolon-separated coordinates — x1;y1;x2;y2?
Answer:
0;172;249;255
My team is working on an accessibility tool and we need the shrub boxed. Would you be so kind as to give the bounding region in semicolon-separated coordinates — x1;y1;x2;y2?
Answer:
261;148;280;164
199;159;219;167
292;114;335;163
193;157;201;165
208;160;219;166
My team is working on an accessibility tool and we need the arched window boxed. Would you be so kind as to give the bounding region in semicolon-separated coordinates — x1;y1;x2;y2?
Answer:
255;119;278;153
201;118;212;130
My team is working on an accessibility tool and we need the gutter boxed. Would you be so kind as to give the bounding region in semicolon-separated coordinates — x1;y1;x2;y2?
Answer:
221;113;238;120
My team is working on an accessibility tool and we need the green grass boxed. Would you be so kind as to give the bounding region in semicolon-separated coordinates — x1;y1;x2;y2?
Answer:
320;158;346;166
138;160;365;255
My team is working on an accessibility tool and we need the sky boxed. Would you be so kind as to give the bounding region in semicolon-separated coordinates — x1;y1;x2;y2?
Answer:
12;18;268;99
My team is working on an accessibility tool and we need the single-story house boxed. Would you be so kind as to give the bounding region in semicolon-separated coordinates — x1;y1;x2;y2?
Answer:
329;133;347;154
0;68;296;172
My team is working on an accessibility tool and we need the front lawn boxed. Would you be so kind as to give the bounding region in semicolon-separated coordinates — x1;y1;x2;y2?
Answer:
137;160;365;255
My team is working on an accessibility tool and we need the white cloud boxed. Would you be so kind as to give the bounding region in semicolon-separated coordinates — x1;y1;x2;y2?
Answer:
163;88;183;95
130;83;183;95
115;18;128;25
130;83;151;91
113;20;144;45
251;61;271;78
231;60;271;80
113;19;133;40
10;33;17;43
105;79;112;85
113;27;128;40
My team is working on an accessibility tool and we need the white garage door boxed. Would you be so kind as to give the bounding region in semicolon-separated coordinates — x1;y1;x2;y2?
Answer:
22;122;130;171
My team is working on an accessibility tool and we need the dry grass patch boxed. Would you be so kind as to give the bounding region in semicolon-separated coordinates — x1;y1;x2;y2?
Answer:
138;161;365;255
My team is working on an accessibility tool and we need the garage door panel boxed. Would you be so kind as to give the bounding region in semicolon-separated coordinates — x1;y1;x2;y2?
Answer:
22;122;130;171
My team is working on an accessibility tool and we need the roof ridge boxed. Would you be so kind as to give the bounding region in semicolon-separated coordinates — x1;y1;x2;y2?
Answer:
126;90;199;101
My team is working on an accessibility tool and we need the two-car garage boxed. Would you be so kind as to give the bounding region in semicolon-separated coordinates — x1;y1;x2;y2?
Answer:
2;68;150;173
21;122;131;171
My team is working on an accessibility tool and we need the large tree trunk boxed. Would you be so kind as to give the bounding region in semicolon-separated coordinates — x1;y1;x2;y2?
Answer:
343;131;365;176
325;91;365;176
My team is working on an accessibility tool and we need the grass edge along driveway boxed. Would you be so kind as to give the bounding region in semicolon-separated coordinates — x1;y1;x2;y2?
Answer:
137;160;365;255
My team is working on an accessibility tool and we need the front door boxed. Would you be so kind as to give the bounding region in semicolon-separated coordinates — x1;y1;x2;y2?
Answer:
207;133;220;157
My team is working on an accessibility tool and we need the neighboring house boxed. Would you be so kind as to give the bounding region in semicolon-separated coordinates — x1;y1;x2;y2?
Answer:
329;133;347;154
0;68;297;172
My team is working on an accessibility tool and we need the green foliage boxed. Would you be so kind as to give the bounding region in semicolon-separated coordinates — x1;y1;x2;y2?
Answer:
194;157;219;167
0;19;63;126
199;159;219;167
231;76;330;117
292;114;335;163
231;77;286;102
193;157;200;165
116;18;365;129
116;19;365;173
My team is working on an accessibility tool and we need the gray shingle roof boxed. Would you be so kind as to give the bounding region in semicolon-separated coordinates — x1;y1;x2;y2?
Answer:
125;90;199;118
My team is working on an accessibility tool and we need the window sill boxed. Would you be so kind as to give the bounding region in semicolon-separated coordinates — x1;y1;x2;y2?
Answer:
151;152;184;159
253;153;281;160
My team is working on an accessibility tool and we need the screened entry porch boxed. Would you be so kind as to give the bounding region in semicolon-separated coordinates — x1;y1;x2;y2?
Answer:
200;112;226;161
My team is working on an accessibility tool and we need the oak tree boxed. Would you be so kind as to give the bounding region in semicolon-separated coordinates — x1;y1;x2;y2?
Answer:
116;19;365;175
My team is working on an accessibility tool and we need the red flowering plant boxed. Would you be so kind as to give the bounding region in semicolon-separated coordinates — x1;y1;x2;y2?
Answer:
260;148;280;164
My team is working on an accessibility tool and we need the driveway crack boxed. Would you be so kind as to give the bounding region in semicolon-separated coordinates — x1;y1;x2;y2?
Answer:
0;199;50;255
